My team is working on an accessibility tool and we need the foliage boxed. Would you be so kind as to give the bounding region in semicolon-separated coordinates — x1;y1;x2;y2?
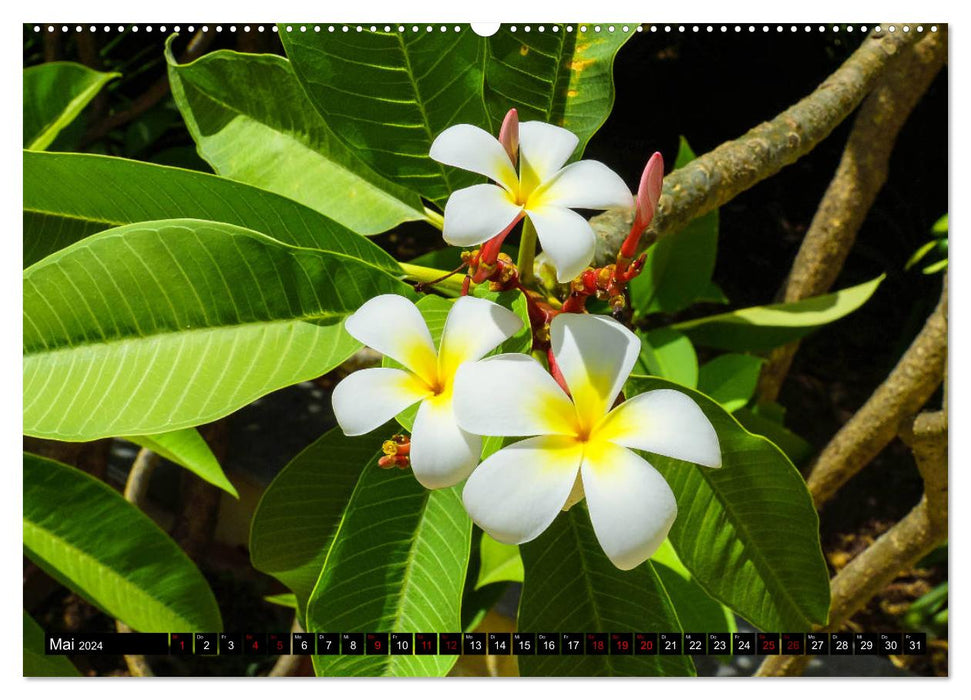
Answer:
22;25;897;678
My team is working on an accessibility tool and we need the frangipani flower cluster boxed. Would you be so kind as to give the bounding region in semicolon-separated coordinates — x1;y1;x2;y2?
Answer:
332;294;721;570
331;112;719;570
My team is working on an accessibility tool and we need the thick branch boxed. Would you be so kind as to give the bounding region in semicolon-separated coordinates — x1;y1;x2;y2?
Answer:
757;408;947;677
757;29;947;403
807;279;947;508
590;27;921;265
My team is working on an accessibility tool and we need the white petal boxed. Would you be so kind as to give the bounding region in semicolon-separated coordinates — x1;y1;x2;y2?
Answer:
551;313;640;422
409;394;481;489
438;296;523;380
582;441;677;570
518;121;579;186
596;389;722;468
344;294;438;385
526;205;596;283
429;124;519;191
538;160;634;210
463;435;583;544
442;184;524;247
331;367;431;436
452;354;578;437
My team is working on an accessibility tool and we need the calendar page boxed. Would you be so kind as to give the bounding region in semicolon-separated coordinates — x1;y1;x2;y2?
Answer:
22;17;948;681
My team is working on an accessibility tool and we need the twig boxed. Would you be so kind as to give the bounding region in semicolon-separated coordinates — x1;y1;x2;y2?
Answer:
589;27;921;266
756;29;947;403
267;616;304;677
116;447;160;677
806;279;947;508
757;408;947;677
82;29;215;146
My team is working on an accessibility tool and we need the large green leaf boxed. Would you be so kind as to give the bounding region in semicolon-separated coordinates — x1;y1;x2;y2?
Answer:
630;137;719;316
483;24;633;157
307;450;472;677
672;275;885;352
281;26;489;205
697;353;764;412
126;429;237;497
23;453;223;632
23;219;411;440
23;62;119;150
250;427;381;620
23;610;81;677
519;504;695;677
23;151;401;270
626;376;830;631
165;39;425;235
634;327;698;388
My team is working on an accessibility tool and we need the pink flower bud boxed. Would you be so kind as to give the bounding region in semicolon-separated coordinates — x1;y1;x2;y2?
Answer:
633;151;664;232
498;108;520;166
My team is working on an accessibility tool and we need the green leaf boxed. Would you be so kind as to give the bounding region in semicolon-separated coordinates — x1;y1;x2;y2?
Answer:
697;353;764;412
263;593;298;609
931;214;948;234
281;27;489;206
483;24;634;158
519;504;695;676
631;137;719;316
634;327;698;388
307;451;472;677
475;532;524;589
733;407;814;466
23;610;81;677
126;429;237;498
23;151;401;271
166;39;425;235
250;427;382;620
672;275;885;352
23;62;119;150
650;540;736;636
626;376;830;631
696;280;731;305
23;219;411;441
23;453;223;632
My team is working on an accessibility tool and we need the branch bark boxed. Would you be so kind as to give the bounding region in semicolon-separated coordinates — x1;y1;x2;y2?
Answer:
756;29;947;403
756;408;947;677
806;279;946;508
589;26;922;265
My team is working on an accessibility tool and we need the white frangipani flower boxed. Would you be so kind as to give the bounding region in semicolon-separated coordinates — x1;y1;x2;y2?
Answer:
429;112;633;283
452;313;721;570
332;294;522;489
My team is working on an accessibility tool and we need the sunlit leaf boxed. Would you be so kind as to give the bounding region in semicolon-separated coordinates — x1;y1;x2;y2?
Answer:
671;275;885;352
166;38;425;235
24;219;411;440
23;151;401;270
23;62;119;150
126;429;237;498
23;453;223;632
697;353;764;412
475;532;524;589
634;327;698;388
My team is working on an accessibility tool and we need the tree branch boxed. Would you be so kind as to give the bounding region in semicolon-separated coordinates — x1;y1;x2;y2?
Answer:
806;278;946;508
588;27;922;266
756;29;947;403
757;408;947;677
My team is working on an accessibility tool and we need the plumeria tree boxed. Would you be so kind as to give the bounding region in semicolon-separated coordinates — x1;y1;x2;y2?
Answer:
23;23;946;678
